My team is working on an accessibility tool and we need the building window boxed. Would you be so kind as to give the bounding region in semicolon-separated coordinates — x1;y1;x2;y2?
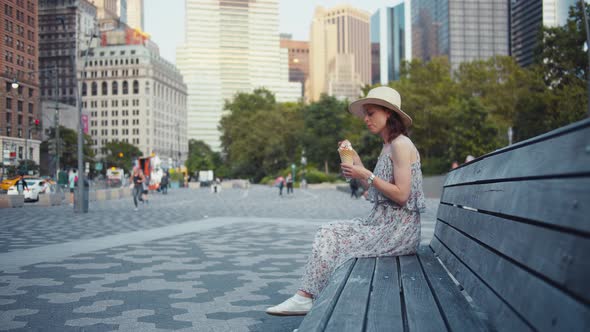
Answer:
17;100;22;112
91;82;97;96
82;82;87;96
133;80;139;94
102;82;107;95
6;97;12;110
28;103;32;113
122;81;128;94
112;81;118;95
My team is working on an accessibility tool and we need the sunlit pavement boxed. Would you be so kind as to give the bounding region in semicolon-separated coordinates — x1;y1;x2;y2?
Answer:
0;185;439;331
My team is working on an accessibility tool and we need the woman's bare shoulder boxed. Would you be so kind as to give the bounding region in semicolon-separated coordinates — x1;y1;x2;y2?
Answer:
390;136;417;162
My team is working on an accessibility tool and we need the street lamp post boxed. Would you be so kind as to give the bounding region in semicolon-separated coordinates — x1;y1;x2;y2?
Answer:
581;0;590;118
300;150;307;189
74;33;98;213
11;65;59;176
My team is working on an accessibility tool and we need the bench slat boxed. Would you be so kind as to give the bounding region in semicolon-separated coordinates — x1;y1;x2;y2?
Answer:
297;259;356;332
430;236;532;331
399;255;448;332
445;119;590;185
434;221;590;331
366;257;404;332
441;178;590;234
437;203;590;304
325;258;374;331
417;246;491;331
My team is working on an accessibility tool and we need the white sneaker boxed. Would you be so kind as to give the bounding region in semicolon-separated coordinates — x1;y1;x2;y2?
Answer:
266;296;312;316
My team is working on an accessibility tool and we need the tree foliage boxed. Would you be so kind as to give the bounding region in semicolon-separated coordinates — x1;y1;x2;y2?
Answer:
101;140;142;173
216;6;587;178
185;139;226;179
219;88;303;182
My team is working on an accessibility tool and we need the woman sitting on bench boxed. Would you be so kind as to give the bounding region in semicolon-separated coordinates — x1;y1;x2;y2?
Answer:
266;86;426;316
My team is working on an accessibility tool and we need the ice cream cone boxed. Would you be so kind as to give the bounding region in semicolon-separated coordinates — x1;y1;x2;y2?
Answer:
338;149;354;165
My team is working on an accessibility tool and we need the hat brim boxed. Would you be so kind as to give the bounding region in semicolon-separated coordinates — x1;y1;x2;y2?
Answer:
349;97;413;128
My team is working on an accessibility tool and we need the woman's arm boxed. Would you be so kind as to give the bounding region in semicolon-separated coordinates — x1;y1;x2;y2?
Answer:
341;137;413;206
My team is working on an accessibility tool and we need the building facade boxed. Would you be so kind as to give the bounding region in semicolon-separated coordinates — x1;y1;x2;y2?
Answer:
176;0;300;151
371;2;411;85
412;0;510;71
0;0;41;174
80;44;188;166
125;0;142;31
39;0;97;107
511;0;578;67
308;5;371;102
280;35;309;98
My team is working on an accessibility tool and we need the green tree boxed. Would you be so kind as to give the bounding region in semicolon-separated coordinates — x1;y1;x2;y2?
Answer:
185;139;218;177
301;94;350;173
535;2;589;87
42;126;95;171
448;98;503;163
219;88;304;182
101;140;142;173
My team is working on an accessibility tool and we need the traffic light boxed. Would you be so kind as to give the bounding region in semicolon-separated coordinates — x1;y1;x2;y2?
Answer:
48;138;56;155
118;152;124;158
34;119;40;130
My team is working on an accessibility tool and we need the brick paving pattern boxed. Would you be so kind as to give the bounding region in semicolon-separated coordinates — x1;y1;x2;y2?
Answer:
0;185;439;331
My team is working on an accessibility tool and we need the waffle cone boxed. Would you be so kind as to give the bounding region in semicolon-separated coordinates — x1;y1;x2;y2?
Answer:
338;149;354;164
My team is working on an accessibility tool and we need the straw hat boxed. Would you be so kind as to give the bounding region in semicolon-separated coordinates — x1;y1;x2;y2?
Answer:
348;86;412;128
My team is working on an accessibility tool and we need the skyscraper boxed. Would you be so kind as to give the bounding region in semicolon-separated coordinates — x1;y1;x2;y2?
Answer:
412;0;510;70
308;5;371;102
126;0;143;31
0;0;42;170
176;0;301;151
511;0;578;67
371;1;411;85
280;35;309;99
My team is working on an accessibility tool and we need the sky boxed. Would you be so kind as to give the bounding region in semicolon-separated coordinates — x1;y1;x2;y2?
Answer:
144;0;393;64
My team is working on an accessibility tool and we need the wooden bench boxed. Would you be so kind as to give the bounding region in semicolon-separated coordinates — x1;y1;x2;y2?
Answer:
298;118;590;331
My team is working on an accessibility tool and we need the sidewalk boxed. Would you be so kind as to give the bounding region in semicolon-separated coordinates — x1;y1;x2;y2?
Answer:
0;187;440;331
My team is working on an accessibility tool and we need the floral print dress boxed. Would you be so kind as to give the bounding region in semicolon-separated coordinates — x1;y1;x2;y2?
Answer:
300;148;426;297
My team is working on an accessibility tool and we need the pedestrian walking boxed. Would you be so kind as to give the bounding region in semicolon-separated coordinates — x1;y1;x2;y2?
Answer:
160;171;169;194
15;174;28;195
68;169;77;204
266;86;425;316
286;174;293;194
275;176;285;196
131;166;145;211
349;178;359;198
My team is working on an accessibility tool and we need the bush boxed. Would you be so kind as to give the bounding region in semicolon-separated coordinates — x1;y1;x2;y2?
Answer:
169;171;184;183
421;157;450;176
304;168;339;184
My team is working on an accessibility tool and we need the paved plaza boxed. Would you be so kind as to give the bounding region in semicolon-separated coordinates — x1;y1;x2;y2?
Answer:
0;185;439;331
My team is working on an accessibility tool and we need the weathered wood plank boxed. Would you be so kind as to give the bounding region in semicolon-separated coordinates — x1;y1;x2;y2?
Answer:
440;178;590;234
437;203;590;303
366;256;403;332
325;258;374;331
417;246;491;331
434;222;590;331
445;118;590;185
430;237;532;332
297;259;356;332
399;255;448;332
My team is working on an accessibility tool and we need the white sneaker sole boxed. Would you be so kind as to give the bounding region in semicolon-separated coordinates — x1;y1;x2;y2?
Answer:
265;310;308;316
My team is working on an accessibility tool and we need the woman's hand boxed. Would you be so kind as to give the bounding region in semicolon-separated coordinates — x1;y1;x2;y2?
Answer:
337;140;362;165
341;163;371;181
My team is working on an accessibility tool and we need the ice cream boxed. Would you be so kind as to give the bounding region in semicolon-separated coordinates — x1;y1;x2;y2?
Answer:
338;140;354;165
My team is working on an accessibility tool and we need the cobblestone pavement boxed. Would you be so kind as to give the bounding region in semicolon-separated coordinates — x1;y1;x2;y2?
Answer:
0;185;439;331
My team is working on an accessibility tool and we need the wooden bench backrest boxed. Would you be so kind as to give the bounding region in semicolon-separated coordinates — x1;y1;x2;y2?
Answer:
430;118;590;331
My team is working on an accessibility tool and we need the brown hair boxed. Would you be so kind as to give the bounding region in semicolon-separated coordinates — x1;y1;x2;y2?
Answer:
366;104;408;142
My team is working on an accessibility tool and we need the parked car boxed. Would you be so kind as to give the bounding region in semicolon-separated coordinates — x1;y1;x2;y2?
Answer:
0;176;20;191
7;178;47;202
